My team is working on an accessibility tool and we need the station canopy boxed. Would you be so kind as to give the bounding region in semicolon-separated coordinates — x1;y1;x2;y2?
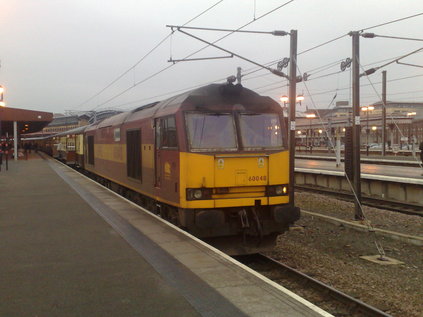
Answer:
0;107;53;136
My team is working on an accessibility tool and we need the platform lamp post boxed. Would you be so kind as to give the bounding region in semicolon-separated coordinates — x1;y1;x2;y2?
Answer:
0;101;4;137
361;106;374;155
371;126;378;143
280;94;305;151
296;130;302;150
0;85;5;140
305;113;316;153
0;85;5;170
407;112;417;153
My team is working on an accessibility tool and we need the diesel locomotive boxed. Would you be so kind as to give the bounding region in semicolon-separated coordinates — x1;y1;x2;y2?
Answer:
44;82;300;254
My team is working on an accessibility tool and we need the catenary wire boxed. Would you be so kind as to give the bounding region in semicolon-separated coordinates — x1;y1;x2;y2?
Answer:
370;34;423;42
360;12;423;32
98;11;423;111
253;50;423;94
296;63;388;258
92;0;295;110
77;0;225;110
257;73;423;95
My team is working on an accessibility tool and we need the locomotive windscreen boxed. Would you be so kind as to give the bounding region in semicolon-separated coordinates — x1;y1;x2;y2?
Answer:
185;111;284;151
185;112;237;151
239;113;283;149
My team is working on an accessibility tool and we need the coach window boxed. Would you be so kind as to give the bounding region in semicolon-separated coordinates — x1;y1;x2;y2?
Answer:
114;128;121;142
126;129;142;180
158;116;178;149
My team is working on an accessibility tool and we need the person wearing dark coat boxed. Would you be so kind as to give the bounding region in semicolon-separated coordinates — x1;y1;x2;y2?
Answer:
419;141;423;176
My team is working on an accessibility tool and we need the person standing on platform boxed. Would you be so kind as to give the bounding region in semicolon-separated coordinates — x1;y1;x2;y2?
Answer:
419;141;423;176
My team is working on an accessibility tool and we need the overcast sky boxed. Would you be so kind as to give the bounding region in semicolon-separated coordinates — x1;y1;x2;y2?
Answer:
1;0;423;114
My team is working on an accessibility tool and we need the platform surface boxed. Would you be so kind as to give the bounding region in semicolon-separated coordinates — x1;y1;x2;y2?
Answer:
296;158;423;180
0;154;331;317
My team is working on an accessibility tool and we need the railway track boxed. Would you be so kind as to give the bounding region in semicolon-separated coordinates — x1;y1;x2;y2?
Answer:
296;185;423;217
234;253;393;317
54;156;410;316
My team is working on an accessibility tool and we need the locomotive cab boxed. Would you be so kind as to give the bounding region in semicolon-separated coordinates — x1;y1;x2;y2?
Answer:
174;84;300;253
76;82;299;255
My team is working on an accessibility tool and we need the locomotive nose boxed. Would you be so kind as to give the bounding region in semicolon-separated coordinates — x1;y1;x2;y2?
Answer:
214;155;269;187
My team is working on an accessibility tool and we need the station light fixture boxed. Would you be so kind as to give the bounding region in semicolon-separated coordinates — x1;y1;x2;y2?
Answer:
296;94;305;102
372;126;377;131
297;130;302;135
407;112;417;116
305;113;316;119
361;105;375;111
280;95;289;103
0;101;5;107
280;94;304;106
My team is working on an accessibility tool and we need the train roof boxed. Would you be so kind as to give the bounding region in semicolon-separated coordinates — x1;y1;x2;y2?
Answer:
54;124;91;136
86;83;281;128
21;125;90;141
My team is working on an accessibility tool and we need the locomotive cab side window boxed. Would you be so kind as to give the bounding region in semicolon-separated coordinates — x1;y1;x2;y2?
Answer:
157;116;178;149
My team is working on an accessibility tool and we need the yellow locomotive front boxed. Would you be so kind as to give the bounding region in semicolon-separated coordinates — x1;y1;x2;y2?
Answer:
178;106;299;253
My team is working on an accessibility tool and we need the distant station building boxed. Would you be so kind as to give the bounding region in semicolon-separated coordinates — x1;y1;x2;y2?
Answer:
0;107;53;138
41;113;90;135
296;100;423;147
0;106;53;160
26;110;123;138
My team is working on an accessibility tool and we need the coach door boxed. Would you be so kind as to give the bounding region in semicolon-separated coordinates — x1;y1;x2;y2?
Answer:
154;116;178;191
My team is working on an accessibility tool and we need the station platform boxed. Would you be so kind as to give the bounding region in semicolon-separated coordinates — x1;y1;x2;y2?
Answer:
296;153;423;167
0;153;331;317
296;158;423;181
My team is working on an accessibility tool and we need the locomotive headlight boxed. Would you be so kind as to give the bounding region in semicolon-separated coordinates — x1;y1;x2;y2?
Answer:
186;188;212;200
266;185;288;196
193;189;203;199
275;186;283;195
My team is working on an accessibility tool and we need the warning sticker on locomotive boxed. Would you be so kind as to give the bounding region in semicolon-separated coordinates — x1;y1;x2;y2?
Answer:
164;162;172;180
257;157;265;168
235;170;247;185
217;158;224;169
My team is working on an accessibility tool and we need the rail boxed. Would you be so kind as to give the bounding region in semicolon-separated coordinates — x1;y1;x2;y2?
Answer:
234;253;393;317
297;185;423;217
